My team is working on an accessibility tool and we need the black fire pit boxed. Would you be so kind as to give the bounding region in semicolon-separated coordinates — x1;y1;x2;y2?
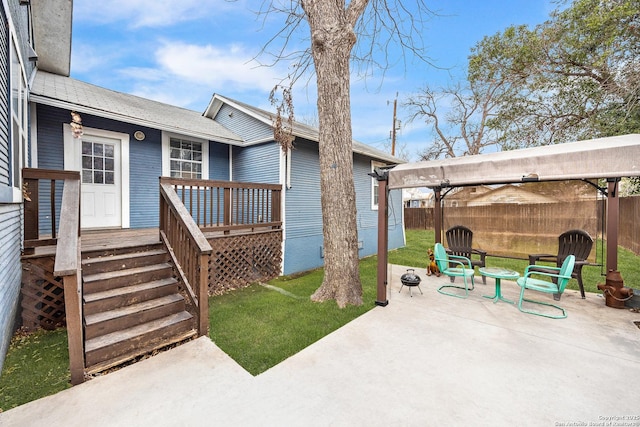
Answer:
400;269;423;297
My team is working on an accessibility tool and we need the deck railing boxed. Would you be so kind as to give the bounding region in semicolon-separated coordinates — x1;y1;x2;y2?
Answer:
160;177;282;233
159;180;212;336
22;168;85;384
22;168;82;252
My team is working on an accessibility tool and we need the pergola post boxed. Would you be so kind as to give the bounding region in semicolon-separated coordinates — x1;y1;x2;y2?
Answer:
434;187;442;244
606;178;620;272
373;169;389;307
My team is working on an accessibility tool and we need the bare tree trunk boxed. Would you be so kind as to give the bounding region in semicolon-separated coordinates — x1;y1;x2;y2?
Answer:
303;0;364;307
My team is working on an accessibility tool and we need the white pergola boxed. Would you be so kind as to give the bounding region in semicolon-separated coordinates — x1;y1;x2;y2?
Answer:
374;134;640;306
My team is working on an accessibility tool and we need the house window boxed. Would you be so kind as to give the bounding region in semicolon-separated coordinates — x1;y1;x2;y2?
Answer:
162;134;208;179
371;161;384;210
8;32;28;198
169;138;202;178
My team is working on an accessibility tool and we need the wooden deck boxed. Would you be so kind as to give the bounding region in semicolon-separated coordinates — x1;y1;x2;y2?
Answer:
81;228;161;252
24;228;161;257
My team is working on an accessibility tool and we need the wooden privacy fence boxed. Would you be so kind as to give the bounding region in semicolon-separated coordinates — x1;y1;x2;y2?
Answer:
404;196;640;259
620;195;640;255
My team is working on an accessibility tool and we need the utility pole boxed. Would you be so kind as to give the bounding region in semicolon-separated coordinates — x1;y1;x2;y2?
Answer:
389;93;400;156
391;97;397;156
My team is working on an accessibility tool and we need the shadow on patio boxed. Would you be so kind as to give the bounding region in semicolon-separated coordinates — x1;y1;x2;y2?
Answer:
2;264;639;426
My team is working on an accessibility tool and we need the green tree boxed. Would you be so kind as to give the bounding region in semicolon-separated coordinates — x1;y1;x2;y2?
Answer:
470;0;640;148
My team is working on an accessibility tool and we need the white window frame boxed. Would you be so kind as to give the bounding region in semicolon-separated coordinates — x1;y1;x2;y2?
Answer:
5;19;28;203
371;161;384;210
162;132;209;179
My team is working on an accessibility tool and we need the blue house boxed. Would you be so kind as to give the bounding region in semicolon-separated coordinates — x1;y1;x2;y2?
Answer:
0;0;405;375
0;0;72;371
30;72;405;275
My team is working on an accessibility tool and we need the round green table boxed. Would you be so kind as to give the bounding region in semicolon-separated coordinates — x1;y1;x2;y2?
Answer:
479;267;520;304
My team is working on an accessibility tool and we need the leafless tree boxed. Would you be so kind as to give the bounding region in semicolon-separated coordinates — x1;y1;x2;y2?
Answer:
257;0;435;307
404;80;502;160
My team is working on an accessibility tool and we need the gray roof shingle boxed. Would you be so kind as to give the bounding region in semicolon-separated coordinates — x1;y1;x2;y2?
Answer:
30;71;243;144
207;94;404;164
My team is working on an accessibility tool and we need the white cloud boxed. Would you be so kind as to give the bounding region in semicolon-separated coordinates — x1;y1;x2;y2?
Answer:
154;41;286;92
74;0;238;28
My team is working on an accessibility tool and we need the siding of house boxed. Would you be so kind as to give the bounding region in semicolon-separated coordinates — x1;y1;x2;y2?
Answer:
1;0;36;372
209;142;230;181
0;6;10;194
0;204;22;370
35;105;233;229
282;140;405;275
283;139;323;274
232;143;280;184
129;127;162;228
215;104;273;142
353;153;404;260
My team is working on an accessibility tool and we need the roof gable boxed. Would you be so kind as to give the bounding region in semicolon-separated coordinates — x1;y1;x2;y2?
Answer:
206;94;404;164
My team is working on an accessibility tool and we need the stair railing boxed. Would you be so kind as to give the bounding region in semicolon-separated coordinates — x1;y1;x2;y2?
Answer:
159;179;212;336
22;168;85;385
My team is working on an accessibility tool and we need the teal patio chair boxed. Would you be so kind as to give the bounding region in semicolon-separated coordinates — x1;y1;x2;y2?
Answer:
434;243;475;298
516;255;575;319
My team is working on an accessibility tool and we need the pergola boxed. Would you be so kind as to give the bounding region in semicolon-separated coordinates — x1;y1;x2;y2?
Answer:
374;134;640;306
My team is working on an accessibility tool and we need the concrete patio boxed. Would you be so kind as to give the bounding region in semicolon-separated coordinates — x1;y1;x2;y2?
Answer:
2;264;639;426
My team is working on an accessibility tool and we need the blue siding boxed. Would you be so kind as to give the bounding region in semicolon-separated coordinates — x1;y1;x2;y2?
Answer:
34;105;66;234
129;128;162;228
215;104;273;142
0;203;21;372
282;140;404;275
232;143;280;184
282;140;323;273
0;6;10;194
209;142;230;180
36;105;232;229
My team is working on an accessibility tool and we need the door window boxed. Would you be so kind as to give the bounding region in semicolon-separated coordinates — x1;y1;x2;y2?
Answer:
82;141;116;185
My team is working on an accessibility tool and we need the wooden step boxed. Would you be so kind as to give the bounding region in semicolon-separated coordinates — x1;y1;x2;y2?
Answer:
84;294;185;340
85;311;195;369
83;278;179;315
83;263;174;293
82;249;168;275
82;242;164;260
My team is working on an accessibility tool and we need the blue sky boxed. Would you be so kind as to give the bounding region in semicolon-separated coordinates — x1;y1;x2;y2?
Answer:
70;0;555;161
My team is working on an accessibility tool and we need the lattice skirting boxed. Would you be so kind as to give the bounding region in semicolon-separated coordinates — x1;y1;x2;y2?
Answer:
21;256;66;330
208;230;283;295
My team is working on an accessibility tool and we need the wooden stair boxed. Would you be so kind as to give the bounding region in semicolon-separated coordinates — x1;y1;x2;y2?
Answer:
81;244;196;373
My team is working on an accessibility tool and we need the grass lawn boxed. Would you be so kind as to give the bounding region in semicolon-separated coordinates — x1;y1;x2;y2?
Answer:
2;228;638;409
391;229;640;295
209;256;379;375
0;328;71;411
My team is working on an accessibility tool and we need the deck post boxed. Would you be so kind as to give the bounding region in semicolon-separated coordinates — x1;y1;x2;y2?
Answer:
63;264;85;385
198;252;210;336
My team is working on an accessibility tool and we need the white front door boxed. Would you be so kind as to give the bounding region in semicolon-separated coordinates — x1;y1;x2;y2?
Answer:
80;135;122;228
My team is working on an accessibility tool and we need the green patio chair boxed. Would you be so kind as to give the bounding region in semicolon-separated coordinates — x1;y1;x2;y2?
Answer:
434;242;475;298
516;255;575;319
